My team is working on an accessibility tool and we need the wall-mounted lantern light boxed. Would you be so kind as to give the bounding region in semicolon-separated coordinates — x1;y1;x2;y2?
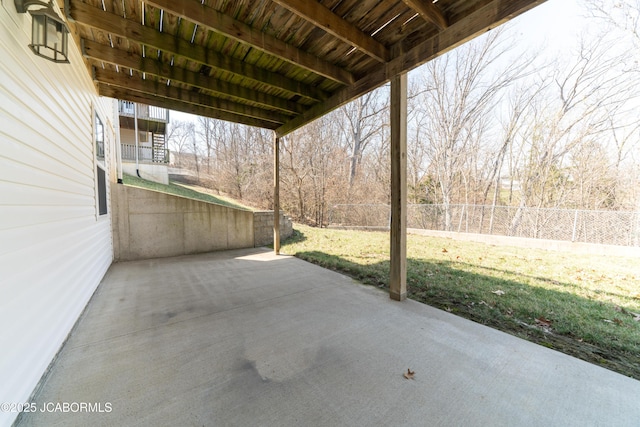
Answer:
14;0;69;63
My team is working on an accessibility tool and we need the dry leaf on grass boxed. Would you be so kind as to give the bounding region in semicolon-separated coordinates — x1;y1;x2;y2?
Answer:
535;316;552;327
403;369;415;380
492;290;505;296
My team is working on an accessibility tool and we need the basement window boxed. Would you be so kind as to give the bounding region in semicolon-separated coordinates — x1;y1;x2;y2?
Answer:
97;165;107;215
94;110;107;216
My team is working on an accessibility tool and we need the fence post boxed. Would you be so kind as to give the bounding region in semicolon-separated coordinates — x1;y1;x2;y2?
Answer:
571;209;579;242
489;205;495;235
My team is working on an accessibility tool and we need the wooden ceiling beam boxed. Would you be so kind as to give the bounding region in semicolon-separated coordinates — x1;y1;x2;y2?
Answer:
67;0;328;102
98;84;280;129
400;0;448;31
144;0;354;85
271;0;390;62
82;40;306;116
94;68;291;125
276;0;547;136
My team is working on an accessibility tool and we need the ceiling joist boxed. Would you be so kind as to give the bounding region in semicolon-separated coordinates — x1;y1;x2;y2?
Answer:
271;0;391;62
82;40;306;115
99;84;281;129
65;0;547;134
400;0;448;30
94;68;292;125
68;0;329;102
144;0;354;85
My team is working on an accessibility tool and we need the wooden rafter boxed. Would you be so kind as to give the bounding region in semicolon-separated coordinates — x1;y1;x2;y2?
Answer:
98;84;281;129
400;0;448;30
82;40;306;115
94;68;291;124
68;0;329;102
271;0;390;63
144;0;354;85
275;0;547;136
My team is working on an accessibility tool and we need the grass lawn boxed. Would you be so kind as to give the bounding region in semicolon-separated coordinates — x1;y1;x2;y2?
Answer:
122;174;253;210
281;224;640;380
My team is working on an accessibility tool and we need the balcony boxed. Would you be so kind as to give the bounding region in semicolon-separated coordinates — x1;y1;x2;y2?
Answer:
118;100;169;133
121;143;169;164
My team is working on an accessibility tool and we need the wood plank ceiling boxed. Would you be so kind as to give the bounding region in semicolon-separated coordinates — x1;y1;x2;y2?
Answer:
62;0;547;136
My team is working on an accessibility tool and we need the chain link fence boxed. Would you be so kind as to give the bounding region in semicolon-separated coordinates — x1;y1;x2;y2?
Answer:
328;204;640;247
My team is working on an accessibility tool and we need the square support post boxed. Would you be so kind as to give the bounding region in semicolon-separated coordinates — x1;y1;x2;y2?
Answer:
273;133;281;255
390;72;407;301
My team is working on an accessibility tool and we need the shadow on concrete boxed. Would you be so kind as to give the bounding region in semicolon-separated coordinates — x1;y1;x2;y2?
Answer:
289;248;640;381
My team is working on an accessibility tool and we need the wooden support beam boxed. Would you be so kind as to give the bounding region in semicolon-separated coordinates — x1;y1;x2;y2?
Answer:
94;68;291;124
68;0;328;102
83;40;306;116
276;0;546;136
389;72;407;302
273;134;281;255
271;0;390;63
145;0;353;85
98;84;280;129
400;0;448;30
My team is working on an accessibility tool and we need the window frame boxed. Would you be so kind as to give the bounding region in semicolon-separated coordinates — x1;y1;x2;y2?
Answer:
93;107;108;218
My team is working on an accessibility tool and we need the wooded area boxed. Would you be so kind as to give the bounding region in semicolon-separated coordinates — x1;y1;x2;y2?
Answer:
168;1;640;229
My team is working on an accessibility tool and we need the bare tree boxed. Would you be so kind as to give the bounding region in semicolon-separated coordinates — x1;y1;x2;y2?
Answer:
338;88;388;186
415;28;533;230
196;117;217;174
167;120;194;167
585;0;640;49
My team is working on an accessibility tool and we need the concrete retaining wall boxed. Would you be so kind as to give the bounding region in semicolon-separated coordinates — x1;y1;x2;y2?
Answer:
122;163;169;185
112;185;254;261
254;211;294;247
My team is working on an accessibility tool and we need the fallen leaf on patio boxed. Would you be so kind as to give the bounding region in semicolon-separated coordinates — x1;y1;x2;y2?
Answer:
403;369;415;380
535;316;552;327
492;290;505;296
442;248;448;253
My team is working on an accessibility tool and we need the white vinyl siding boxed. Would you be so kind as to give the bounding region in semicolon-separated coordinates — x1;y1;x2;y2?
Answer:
0;3;114;426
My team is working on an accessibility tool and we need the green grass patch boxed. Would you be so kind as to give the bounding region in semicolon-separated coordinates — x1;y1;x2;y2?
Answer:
281;225;640;380
122;174;252;211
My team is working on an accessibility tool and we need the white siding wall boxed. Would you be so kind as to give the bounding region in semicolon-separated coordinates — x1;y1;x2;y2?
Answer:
0;3;115;426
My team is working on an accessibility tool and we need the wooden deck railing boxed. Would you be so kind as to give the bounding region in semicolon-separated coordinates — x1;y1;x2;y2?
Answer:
121;144;169;163
118;100;169;123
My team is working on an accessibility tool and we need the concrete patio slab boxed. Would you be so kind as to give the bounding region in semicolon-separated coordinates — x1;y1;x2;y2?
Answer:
16;248;640;426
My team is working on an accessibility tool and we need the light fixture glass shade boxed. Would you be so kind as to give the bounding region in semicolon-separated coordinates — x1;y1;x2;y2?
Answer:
29;8;69;63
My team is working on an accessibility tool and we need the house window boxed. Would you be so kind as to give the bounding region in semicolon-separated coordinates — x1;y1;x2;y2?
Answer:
95;113;104;159
97;165;107;215
94;110;107;216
